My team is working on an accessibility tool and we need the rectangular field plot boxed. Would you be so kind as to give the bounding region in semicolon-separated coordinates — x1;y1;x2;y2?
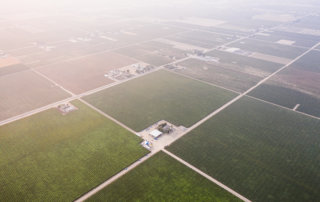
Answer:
229;38;306;59
164;30;238;49
116;40;189;66
168;97;320;202
0;70;70;121
0;55;21;68
290;15;320;30
0;64;29;77
101;21;186;44
37;52;136;94
83;70;236;132
251;30;320;48
170;50;282;92
88;152;240;202
0;100;148;201
11;40;117;68
249;50;320;117
164;21;250;36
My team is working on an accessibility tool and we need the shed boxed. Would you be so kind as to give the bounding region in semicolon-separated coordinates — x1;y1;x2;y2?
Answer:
149;129;163;139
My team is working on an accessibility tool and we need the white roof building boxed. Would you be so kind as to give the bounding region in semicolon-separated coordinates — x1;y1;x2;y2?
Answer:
149;129;163;139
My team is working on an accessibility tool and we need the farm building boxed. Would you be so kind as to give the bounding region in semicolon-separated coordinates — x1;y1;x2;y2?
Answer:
158;122;173;134
57;103;77;114
149;129;163;139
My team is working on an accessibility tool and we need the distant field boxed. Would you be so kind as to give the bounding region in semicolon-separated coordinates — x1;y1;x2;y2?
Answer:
7;22;185;68
173;58;261;92
94;21;186;48
290;15;320;30
207;50;283;73
218;19;278;30
168;97;320;202
164;21;250;36
116;40;188;66
0;64;29;77
250;30;320;48
0;56;20;68
172;50;282;92
83;70;236;131
0;100;148;201
37;52;136;94
0;70;70;121
249;84;320;117
14;41;113;68
165;30;238;49
88;152;241;202
0;28;34;51
289;50;320;74
110;20;185;42
229;38;306;59
249;50;320;117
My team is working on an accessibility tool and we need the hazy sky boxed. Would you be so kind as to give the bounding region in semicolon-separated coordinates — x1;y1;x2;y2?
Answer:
1;0;319;19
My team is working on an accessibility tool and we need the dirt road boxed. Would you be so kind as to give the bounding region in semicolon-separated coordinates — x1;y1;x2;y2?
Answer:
162;149;251;202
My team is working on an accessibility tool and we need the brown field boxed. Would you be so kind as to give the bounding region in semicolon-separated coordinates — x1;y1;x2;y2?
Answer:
0;70;70;121
249;52;291;65
276;68;320;97
279;50;320;96
37;52;137;94
0;56;21;68
249;51;320;117
10;45;71;68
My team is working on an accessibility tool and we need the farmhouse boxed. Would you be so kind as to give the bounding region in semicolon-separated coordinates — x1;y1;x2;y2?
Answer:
149;129;163;139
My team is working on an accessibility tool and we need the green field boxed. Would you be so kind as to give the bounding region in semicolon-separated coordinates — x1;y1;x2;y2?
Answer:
168;97;320;202
249;84;320;118
88;152;241;202
0;100;148;201
83;70;237;132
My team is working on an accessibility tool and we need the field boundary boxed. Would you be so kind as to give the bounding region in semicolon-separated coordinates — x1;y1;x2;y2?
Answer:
173;40;320;135
74;152;158;202
79;99;140;136
164;68;242;94
0;26;252;127
246;95;320;120
165;68;320;121
162;149;251;202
